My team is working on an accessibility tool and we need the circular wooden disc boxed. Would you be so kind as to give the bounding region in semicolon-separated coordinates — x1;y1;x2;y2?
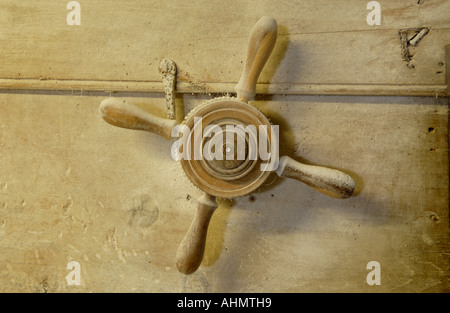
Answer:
180;97;274;198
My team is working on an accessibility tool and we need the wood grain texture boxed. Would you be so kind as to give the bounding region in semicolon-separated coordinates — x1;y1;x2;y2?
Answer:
0;0;448;293
0;93;448;292
276;156;355;199
235;16;277;101
0;0;449;95
176;194;217;275
99;98;177;139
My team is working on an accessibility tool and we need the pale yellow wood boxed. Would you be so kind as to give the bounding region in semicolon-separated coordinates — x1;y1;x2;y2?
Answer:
176;194;217;275
0;1;449;95
0;79;447;96
276;156;355;199
0;93;448;292
99;98;177;139
0;0;449;293
235;16;277;101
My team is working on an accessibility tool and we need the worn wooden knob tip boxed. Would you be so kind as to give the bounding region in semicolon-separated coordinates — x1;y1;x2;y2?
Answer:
276;156;355;199
176;194;218;274
99;98;177;139
235;16;277;102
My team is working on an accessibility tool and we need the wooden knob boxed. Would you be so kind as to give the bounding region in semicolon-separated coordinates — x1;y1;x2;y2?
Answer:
276;156;355;199
99;98;177;139
180;97;272;198
176;194;218;274
235;16;277;102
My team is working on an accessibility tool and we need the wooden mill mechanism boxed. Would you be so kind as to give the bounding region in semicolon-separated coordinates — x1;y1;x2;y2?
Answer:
99;17;355;274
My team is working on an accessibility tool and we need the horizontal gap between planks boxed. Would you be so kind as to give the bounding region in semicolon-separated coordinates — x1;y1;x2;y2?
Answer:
0;78;447;96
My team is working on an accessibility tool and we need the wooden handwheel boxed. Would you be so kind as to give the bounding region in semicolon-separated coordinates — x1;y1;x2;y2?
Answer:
99;16;356;275
180;97;274;198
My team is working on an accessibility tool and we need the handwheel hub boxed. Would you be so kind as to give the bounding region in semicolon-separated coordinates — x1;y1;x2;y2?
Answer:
180;97;274;198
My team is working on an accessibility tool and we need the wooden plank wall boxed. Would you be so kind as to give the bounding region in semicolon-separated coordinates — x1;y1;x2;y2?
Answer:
0;0;448;292
0;0;449;95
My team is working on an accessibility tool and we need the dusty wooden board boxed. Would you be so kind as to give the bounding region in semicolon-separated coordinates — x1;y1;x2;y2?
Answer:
0;93;448;292
0;0;449;95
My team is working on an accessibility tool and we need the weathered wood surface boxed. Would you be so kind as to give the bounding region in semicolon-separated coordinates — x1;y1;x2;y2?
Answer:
0;93;448;292
0;0;448;293
0;0;449;95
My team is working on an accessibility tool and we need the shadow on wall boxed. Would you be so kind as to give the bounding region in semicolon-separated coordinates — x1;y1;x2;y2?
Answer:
258;23;291;96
